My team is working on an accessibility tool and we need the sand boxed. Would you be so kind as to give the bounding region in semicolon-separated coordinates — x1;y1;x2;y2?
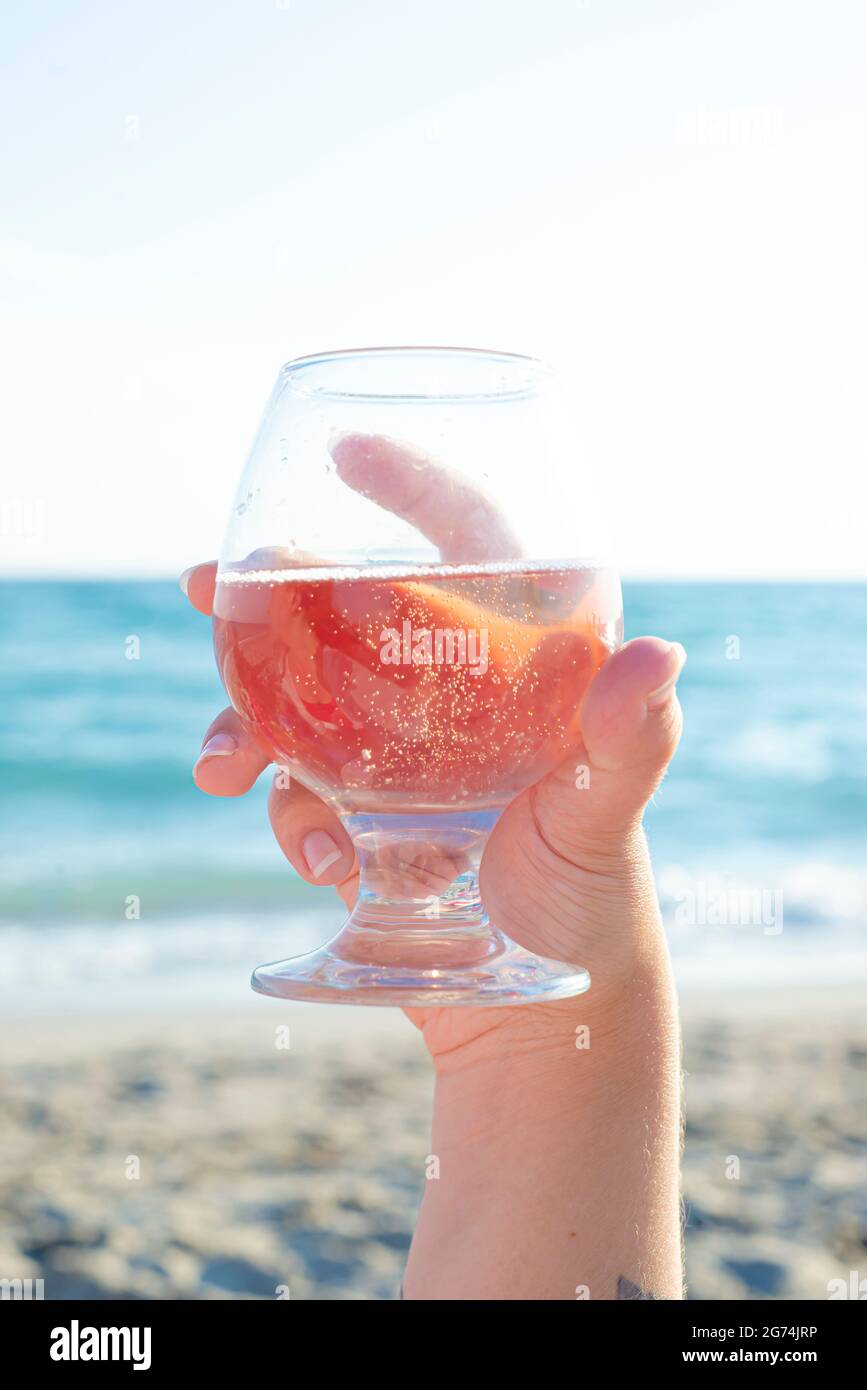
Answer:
1;986;865;1300
679;985;867;1300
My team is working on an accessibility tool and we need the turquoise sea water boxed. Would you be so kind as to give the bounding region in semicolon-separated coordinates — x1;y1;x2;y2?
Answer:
2;579;866;1009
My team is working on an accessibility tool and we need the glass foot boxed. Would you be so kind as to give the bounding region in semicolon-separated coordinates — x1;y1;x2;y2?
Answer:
251;809;590;1008
252;929;590;1008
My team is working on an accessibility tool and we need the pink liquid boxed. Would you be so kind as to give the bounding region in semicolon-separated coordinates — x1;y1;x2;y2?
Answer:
214;561;621;813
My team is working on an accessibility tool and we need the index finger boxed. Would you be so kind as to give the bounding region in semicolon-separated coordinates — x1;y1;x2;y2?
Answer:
180;430;520;615
179;561;217;615
181;544;316;614
330;432;522;563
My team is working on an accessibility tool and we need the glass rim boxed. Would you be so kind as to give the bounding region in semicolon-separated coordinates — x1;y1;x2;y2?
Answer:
278;345;552;403
217;554;615;581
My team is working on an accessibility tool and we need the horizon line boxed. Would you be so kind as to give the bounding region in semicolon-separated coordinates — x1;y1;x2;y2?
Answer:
1;570;865;585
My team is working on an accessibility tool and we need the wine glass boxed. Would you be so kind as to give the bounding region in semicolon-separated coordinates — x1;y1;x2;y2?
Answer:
213;347;622;1006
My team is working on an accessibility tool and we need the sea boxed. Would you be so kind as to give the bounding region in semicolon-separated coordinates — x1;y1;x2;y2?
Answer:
2;578;866;1013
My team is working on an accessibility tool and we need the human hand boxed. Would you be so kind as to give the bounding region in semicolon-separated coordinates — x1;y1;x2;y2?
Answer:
183;434;684;1064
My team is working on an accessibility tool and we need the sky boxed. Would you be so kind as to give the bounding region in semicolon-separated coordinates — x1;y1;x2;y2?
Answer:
1;0;865;578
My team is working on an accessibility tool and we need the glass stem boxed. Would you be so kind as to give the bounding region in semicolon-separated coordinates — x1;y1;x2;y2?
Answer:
334;809;501;969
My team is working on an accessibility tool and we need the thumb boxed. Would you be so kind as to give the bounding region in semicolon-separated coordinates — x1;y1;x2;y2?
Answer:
531;637;686;859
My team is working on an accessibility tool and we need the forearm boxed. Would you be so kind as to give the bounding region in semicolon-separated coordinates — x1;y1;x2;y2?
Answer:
404;941;682;1301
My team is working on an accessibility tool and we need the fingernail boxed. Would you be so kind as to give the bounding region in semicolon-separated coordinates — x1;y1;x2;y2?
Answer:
328;430;354;461
196;732;237;765
179;567;194;598
646;642;687;710
329;431;377;467
303;829;342;879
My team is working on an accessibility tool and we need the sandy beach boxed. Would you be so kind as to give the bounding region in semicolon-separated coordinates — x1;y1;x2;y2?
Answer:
1;986;865;1301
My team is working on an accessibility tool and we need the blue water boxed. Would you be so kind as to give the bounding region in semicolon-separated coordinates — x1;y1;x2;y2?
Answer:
2;579;866;1008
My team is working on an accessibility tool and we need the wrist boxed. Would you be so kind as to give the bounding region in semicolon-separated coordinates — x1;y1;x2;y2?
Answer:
428;929;677;1085
407;930;682;1301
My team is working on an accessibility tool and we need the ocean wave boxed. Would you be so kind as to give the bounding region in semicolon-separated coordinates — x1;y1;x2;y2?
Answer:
657;860;867;937
0;859;865;1013
3;577;866;1006
0;911;332;1009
